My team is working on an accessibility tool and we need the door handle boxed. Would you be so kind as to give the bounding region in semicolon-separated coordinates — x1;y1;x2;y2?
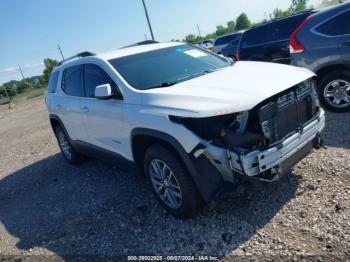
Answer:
82;106;89;113
342;41;350;47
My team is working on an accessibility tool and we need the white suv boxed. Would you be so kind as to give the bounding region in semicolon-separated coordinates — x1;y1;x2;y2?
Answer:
46;42;325;219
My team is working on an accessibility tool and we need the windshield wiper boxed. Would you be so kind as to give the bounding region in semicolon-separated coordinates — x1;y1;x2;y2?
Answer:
145;68;221;90
146;81;178;89
175;68;220;83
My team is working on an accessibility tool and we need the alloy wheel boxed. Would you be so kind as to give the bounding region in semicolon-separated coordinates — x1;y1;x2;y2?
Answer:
149;159;182;209
324;79;350;108
57;132;72;160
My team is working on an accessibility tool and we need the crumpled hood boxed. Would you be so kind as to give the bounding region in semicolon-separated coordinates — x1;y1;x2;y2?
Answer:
140;61;315;117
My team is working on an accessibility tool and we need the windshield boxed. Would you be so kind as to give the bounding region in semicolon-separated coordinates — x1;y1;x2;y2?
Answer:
108;45;230;90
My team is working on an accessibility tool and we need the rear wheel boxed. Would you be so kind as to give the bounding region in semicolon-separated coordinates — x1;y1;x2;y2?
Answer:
144;144;203;219
318;71;350;112
54;125;84;165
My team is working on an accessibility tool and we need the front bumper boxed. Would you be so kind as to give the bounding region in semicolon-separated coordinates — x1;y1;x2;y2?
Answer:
228;109;325;178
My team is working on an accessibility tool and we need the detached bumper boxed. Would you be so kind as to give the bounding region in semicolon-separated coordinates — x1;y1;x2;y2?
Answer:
229;109;325;178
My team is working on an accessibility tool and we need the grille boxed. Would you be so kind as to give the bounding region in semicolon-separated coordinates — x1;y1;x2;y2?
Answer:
258;84;316;145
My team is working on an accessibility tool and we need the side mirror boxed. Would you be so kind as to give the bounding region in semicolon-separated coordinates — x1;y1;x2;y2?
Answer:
225;57;235;63
95;84;113;99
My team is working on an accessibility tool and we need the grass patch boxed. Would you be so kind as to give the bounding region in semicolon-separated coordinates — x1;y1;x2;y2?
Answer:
26;89;46;100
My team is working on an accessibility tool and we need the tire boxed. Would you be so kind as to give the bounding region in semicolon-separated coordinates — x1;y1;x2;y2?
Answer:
318;70;350;112
54;125;84;165
144;144;203;219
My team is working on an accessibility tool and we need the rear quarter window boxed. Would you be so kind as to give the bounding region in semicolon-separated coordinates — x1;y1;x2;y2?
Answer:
270;14;308;41
48;71;60;93
215;34;239;46
315;10;350;36
61;65;83;97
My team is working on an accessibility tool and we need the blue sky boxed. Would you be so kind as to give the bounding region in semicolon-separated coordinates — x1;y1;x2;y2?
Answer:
0;0;321;84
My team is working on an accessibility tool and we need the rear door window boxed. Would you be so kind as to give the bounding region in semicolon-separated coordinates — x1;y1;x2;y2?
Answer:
83;64;117;98
62;65;83;97
215;34;239;46
240;27;267;47
316;10;350;36
48;71;60;93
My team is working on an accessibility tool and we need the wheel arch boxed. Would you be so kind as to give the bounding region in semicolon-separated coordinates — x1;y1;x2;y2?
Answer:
315;64;349;82
130;128;225;201
49;114;71;140
130;128;196;176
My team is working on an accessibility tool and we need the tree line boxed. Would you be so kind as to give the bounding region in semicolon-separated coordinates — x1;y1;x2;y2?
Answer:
0;58;58;100
182;0;309;44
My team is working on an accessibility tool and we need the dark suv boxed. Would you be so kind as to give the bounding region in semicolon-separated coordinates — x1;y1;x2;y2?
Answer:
237;11;314;64
291;2;350;112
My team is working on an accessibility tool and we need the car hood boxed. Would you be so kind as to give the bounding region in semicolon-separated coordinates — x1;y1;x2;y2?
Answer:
140;61;315;118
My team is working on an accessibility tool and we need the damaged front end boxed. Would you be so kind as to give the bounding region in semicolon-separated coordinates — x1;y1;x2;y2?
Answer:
170;79;325;184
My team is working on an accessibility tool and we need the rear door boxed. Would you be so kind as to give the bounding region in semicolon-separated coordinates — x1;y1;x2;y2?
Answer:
239;26;268;61
81;63;127;156
59;65;87;141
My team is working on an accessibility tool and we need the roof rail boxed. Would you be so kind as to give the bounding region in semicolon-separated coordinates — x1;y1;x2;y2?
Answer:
57;51;96;66
121;40;159;49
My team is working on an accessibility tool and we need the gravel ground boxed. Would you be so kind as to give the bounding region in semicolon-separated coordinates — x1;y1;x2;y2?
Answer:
0;98;349;261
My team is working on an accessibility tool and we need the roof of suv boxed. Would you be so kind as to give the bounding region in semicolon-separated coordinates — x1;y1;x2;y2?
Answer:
98;42;183;60
55;42;184;69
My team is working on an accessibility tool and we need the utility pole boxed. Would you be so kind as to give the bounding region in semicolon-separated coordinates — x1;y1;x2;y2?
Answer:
18;64;25;80
197;24;202;38
142;0;155;40
58;44;65;60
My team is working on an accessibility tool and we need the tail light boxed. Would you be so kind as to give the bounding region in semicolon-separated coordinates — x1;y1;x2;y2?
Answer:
236;49;240;60
290;16;312;54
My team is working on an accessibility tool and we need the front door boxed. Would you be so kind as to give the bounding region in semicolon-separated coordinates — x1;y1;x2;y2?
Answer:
80;63;127;157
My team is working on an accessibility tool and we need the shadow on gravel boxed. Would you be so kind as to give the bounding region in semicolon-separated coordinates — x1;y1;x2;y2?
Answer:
322;112;350;149
0;153;300;258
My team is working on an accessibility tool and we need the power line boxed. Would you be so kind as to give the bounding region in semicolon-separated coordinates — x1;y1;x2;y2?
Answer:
142;0;155;40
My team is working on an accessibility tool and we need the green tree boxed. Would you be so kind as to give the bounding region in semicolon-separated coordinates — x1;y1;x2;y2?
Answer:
184;34;199;44
226;20;236;33
16;81;31;93
0;85;17;99
270;8;293;19
215;25;227;36
291;0;308;12
236;13;252;31
42;58;58;85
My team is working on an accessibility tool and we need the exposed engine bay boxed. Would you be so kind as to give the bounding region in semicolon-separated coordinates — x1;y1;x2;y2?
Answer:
170;79;324;182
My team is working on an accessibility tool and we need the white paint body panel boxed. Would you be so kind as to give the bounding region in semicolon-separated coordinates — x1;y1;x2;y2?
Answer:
46;42;316;165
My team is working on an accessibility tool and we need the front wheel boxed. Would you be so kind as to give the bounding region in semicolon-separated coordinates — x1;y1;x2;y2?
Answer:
54;126;84;165
318;71;350;112
144;144;203;219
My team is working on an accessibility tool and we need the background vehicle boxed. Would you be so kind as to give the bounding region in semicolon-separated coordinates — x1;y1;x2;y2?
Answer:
237;11;315;64
213;32;244;54
46;42;324;219
291;2;350;112
221;31;244;59
198;39;214;50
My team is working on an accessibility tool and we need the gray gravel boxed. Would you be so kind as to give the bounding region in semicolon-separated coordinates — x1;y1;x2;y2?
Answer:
0;98;349;261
